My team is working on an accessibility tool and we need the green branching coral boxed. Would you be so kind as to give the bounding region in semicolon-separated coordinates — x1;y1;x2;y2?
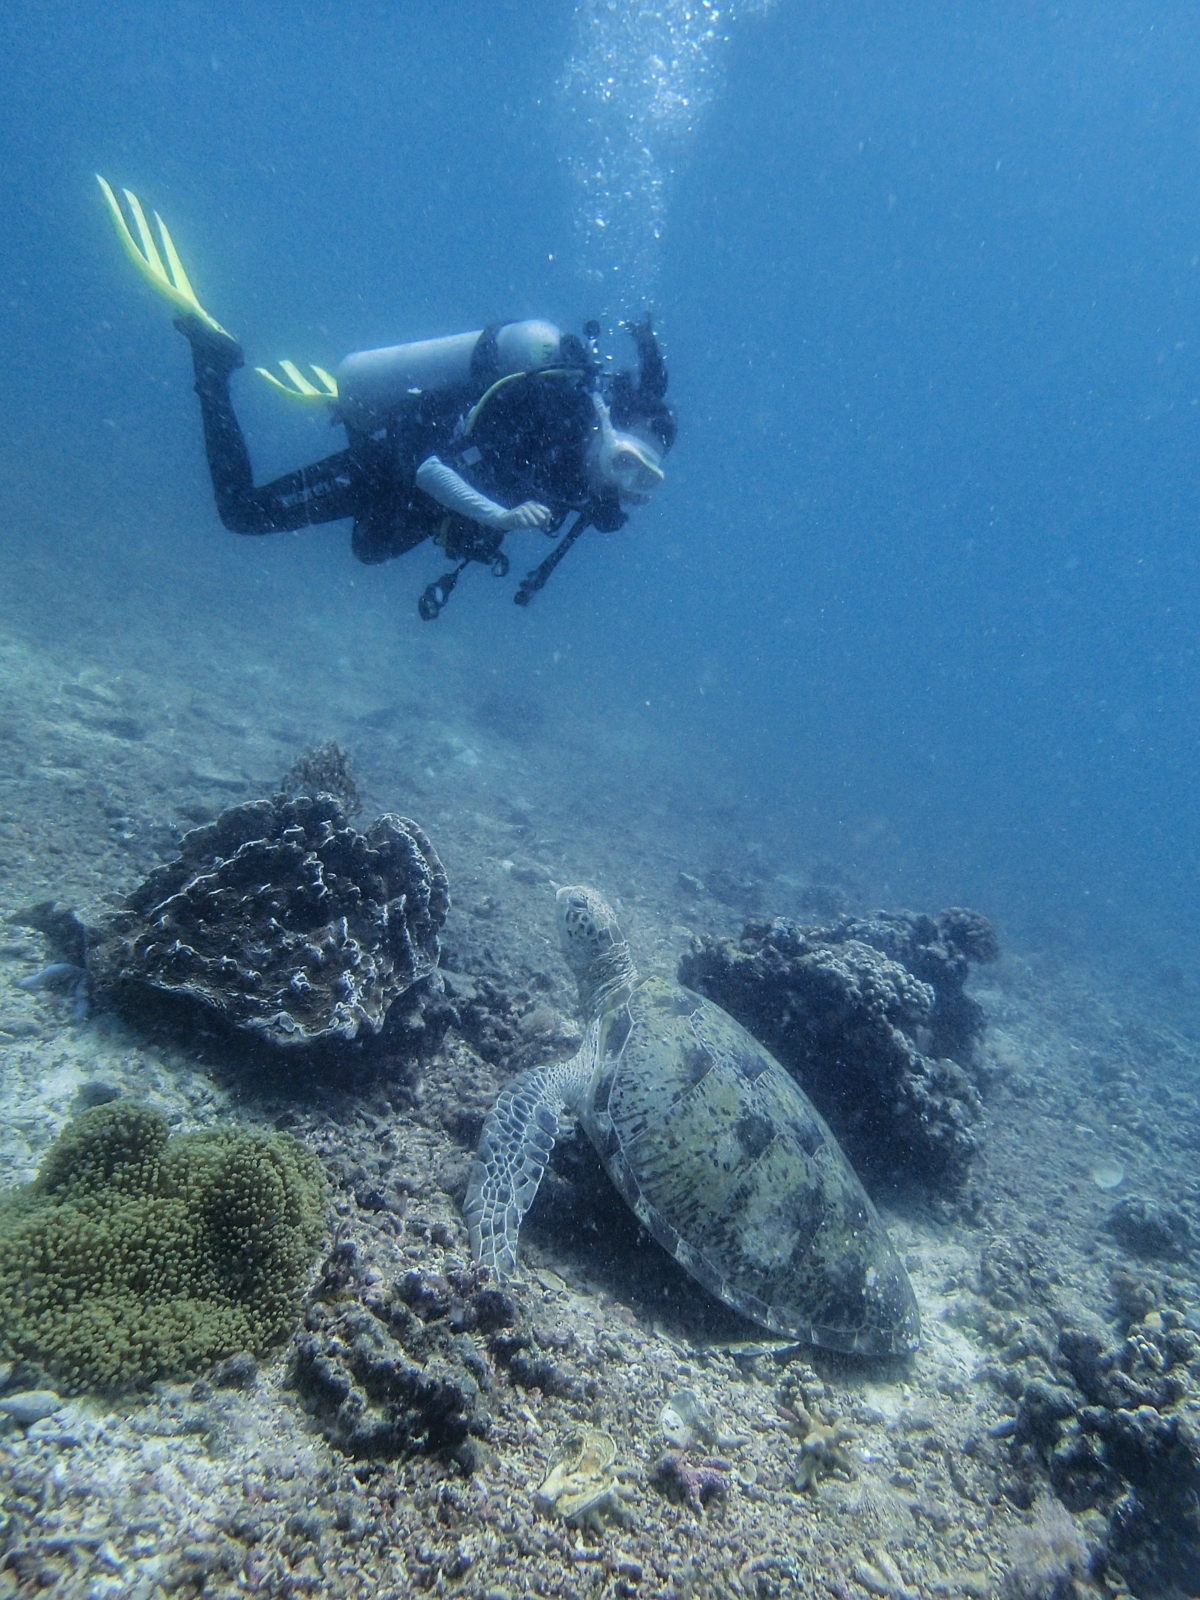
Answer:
0;1102;328;1393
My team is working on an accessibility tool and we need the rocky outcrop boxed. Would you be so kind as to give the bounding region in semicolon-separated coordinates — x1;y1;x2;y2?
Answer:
91;794;448;1047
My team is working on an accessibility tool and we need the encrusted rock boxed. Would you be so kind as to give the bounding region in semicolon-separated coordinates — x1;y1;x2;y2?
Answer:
91;794;449;1046
1005;1317;1200;1594
1103;1194;1193;1261
0;1391;63;1426
291;1256;510;1470
680;906;997;1191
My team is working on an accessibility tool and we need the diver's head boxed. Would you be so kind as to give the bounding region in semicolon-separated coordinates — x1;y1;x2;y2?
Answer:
496;319;562;374
588;393;666;505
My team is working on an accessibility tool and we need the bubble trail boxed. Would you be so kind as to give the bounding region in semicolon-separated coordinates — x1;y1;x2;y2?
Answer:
560;0;775;314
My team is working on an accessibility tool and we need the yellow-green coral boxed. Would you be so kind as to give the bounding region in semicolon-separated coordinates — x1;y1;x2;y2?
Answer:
0;1102;328;1393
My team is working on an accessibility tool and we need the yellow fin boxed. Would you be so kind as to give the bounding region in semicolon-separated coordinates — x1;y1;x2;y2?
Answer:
96;176;232;338
255;362;339;403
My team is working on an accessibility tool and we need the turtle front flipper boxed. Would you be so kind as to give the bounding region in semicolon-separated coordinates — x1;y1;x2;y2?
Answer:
465;1062;578;1280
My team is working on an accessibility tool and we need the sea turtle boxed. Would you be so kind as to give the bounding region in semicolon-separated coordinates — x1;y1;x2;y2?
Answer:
465;886;920;1357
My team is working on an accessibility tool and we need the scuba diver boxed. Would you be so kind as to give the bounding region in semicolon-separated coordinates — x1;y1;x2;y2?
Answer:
97;178;675;618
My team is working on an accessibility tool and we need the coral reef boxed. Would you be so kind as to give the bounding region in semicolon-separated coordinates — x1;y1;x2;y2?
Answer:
90;794;449;1047
0;1102;327;1393
679;905;997;1191
291;1251;512;1471
1004;1311;1200;1596
1103;1194;1193;1261
280;741;362;816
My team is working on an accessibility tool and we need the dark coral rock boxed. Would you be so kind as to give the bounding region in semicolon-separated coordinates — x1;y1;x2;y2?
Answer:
396;1266;516;1336
1103;1195;1193;1261
679;906;995;1191
1089;1409;1200;1595
936;907;1001;965
91;795;448;1047
292;1256;513;1469
1010;1320;1200;1592
1060;1324;1188;1415
1049;1426;1115;1513
1107;1265;1162;1326
280;742;362;816
488;1329;588;1400
442;973;523;1067
1016;1380;1080;1450
292;1314;487;1468
825;906;997;1060
212;1352;258;1390
981;1235;1051;1313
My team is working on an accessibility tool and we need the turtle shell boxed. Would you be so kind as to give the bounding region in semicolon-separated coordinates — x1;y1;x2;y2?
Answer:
578;975;920;1356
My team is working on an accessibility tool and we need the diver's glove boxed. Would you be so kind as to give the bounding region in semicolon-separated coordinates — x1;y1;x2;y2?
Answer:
622;313;668;401
97;177;238;349
416;456;552;531
607;312;676;454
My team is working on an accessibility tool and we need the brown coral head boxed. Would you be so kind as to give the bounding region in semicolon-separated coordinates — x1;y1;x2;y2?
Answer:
937;907;1000;964
93;795;449;1047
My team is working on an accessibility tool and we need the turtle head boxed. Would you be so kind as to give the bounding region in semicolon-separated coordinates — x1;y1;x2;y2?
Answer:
556;885;638;1019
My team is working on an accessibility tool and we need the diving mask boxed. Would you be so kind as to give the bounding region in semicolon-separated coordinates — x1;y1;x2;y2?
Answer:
591;394;666;504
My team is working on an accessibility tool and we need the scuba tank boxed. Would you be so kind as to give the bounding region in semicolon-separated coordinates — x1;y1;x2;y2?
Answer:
334;319;562;432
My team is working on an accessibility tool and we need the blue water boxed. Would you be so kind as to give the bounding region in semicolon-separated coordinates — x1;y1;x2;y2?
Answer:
4;0;1200;966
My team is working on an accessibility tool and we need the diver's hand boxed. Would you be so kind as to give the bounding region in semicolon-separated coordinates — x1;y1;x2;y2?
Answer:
495;501;553;531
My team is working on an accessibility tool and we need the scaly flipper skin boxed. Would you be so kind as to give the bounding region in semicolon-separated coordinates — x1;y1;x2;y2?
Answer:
96;176;233;339
464;1055;586;1279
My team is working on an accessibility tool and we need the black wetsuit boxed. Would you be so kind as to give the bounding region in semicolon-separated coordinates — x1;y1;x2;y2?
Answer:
185;317;673;567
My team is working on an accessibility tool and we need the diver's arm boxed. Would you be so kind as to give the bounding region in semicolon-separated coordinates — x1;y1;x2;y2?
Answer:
623;313;668;402
607;315;676;452
416;456;551;531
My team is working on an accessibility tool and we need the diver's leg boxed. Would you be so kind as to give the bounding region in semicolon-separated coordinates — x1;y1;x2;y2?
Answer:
178;316;361;534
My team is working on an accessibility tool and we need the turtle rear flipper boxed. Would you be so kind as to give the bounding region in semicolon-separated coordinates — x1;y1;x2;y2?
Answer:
465;1062;579;1280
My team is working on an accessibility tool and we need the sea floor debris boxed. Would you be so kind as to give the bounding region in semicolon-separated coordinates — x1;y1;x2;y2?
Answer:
535;1425;634;1530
